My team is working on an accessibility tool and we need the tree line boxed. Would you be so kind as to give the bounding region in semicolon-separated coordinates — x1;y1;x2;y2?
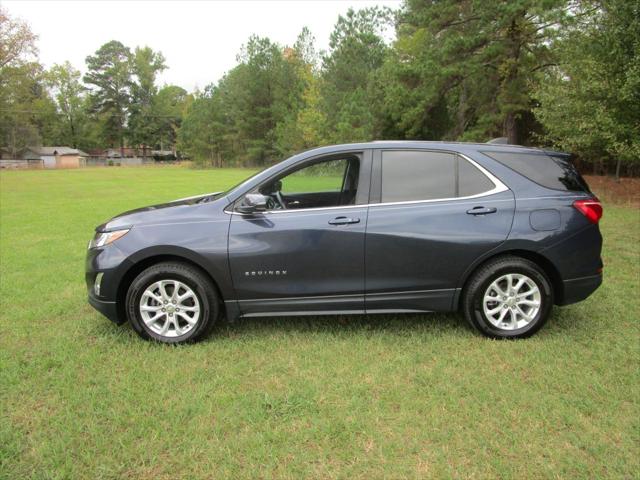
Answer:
1;1;637;177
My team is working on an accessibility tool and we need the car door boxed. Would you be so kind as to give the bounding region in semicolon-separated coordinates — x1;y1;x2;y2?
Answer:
228;150;372;316
365;149;515;313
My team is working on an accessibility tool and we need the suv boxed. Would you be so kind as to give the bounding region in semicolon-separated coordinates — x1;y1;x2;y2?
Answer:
86;142;603;343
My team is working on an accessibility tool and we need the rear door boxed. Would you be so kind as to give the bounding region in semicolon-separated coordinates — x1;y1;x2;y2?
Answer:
365;149;515;312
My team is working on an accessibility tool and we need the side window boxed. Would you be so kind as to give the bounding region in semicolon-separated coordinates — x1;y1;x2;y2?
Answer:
483;151;590;192
380;150;496;203
255;155;360;211
280;159;348;194
381;151;456;202
457;156;495;196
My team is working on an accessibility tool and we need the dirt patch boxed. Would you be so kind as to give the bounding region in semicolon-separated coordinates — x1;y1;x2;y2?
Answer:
584;175;640;208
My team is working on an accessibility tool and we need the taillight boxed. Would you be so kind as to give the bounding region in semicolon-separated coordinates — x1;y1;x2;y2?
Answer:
573;198;603;224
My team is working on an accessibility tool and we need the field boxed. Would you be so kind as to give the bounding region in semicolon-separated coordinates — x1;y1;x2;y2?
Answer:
1;166;638;479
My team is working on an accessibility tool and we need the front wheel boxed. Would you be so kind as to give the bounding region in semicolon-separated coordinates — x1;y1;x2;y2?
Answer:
126;262;219;343
462;256;553;339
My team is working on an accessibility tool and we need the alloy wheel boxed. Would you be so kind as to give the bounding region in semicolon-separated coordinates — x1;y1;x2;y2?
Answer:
482;273;541;331
139;279;200;338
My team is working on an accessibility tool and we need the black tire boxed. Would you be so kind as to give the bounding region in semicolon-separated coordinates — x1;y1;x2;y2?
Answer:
462;256;553;339
126;262;219;343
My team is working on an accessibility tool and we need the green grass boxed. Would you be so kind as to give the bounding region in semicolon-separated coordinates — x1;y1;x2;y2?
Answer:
1;166;638;479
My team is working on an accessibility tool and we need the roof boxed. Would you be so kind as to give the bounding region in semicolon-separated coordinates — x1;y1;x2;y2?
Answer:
28;146;89;157
292;141;567;159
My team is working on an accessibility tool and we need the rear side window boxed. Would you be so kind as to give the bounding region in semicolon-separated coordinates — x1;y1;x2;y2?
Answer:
458;156;495;197
380;151;496;202
382;151;455;202
483;151;590;192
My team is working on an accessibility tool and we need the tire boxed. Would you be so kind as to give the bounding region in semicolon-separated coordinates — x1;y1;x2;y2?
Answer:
126;262;219;343
462;256;553;339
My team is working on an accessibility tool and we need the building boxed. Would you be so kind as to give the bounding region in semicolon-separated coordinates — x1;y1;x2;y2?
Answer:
24;146;89;169
104;147;139;158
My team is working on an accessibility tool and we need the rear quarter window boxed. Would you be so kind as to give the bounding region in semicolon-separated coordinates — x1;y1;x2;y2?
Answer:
483;151;590;192
458;156;495;196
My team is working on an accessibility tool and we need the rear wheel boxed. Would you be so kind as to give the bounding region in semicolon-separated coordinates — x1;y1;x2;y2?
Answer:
462;256;553;339
126;262;219;343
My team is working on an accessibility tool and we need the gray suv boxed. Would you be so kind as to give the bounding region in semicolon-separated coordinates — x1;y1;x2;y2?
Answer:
86;142;603;343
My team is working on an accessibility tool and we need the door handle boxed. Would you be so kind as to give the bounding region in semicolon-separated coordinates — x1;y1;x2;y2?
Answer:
329;216;360;225
466;206;497;215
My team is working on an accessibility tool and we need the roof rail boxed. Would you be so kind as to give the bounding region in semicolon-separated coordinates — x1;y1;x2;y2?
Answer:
487;137;511;145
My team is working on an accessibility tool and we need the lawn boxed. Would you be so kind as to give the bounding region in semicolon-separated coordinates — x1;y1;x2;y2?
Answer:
1;166;638;479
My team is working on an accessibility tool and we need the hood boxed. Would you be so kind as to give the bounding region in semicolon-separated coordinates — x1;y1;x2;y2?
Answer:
96;192;224;232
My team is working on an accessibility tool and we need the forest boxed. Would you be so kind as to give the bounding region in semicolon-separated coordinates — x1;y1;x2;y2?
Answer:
1;0;638;177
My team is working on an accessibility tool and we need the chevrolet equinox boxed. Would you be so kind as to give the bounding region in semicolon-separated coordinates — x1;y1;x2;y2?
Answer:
86;142;603;343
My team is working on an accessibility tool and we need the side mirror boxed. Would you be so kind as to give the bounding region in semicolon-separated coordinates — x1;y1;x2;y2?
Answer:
236;193;268;214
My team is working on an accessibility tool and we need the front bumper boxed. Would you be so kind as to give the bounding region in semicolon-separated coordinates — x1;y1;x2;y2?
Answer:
85;243;131;325
88;294;124;324
558;273;603;306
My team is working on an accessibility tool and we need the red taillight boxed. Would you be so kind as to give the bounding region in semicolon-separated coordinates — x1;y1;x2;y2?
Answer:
573;198;603;224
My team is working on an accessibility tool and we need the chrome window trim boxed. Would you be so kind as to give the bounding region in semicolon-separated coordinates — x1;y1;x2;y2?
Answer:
225;153;508;216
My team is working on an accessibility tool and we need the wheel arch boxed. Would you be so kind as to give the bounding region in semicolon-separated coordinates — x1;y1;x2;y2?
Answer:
456;249;564;309
115;250;226;323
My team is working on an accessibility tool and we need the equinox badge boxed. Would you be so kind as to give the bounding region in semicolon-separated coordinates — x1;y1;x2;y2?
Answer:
245;270;287;276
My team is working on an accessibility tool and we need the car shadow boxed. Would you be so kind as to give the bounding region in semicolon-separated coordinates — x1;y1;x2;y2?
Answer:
208;306;593;342
87;305;590;344
211;312;471;339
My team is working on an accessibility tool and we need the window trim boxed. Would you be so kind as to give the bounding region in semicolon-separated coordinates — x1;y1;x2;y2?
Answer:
226;151;507;215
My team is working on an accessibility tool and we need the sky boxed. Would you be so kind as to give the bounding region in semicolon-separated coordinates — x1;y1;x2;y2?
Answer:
4;0;401;92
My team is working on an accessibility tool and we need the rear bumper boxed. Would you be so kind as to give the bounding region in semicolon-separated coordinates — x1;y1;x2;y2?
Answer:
558;273;602;306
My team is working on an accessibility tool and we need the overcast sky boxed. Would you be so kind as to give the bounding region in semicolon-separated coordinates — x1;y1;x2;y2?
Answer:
4;0;401;92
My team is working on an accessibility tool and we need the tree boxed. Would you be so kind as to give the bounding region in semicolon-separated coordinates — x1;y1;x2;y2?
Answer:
231;36;291;164
382;0;568;144
154;84;189;151
0;7;58;154
534;0;640;179
0;6;37;69
128;46;166;154
321;8;391;143
178;86;230;167
273;28;327;156
46;62;87;148
84;40;132;154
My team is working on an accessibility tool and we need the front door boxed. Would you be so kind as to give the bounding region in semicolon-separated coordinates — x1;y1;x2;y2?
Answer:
228;151;371;316
365;149;515;312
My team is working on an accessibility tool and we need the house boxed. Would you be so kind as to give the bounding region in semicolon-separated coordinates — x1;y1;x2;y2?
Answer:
24;146;89;169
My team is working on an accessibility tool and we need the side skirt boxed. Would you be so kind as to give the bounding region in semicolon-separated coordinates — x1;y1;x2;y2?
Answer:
227;288;457;320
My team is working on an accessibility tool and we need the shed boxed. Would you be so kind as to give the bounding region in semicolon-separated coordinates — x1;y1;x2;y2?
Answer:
25;147;89;169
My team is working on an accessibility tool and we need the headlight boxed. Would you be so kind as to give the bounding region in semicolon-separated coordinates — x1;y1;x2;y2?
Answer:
88;229;130;249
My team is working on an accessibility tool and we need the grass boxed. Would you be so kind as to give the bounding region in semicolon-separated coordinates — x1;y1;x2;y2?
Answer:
1;166;638;479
